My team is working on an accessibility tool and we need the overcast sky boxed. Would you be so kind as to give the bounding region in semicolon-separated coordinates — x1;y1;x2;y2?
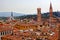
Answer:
0;0;60;14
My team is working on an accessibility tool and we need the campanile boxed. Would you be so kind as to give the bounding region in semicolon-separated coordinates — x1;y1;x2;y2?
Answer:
37;8;41;24
49;3;53;21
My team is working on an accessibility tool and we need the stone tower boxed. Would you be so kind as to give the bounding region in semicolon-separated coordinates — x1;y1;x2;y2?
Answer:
37;8;42;30
37;8;41;24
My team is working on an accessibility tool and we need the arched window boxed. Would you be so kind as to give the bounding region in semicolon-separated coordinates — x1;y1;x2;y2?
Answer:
2;32;4;35
1;32;4;35
5;31;6;35
1;32;2;35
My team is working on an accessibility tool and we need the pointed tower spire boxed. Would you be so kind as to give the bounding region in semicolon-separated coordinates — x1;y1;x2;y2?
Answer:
10;12;14;20
49;2;53;27
49;2;53;17
11;12;13;17
50;2;52;9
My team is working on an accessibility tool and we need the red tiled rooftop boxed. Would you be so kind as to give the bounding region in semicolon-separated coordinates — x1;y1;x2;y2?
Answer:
0;26;13;32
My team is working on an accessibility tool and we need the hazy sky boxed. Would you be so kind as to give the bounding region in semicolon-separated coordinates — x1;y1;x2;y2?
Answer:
0;0;60;14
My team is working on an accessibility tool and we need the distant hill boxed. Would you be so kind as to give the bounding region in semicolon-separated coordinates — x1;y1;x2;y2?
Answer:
0;12;60;17
0;12;60;20
42;12;60;18
17;12;60;20
0;12;26;17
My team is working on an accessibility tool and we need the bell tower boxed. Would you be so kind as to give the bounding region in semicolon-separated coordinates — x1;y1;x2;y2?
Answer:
49;3;53;21
37;8;42;30
37;8;41;24
49;2;53;27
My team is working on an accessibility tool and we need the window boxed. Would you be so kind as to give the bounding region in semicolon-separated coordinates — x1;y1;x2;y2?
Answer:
1;32;4;35
5;31;8;35
40;25;42;27
2;32;4;35
5;31;6;35
1;32;2;35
